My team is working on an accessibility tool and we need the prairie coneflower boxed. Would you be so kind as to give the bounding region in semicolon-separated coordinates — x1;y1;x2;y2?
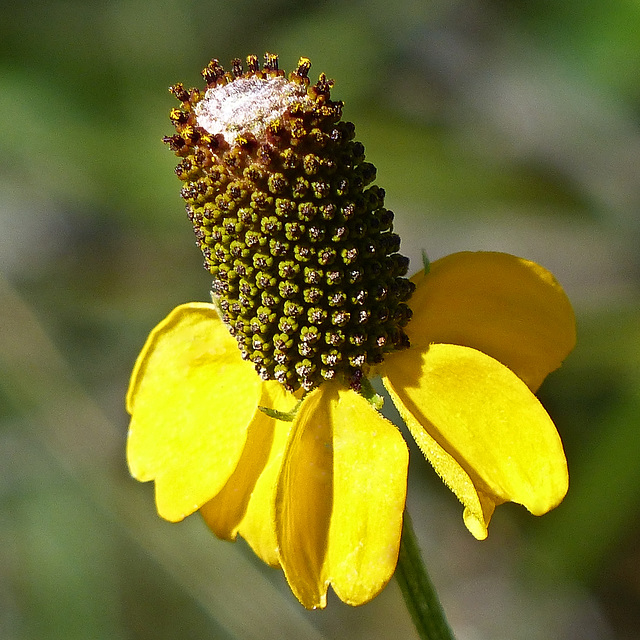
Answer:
126;53;576;611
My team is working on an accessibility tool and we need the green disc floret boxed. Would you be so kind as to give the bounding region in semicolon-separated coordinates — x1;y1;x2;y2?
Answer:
165;53;415;392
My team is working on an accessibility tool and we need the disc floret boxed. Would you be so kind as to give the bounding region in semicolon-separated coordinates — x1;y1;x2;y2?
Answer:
164;53;415;392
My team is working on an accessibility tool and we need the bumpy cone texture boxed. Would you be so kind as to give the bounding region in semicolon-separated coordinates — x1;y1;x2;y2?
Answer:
164;53;415;392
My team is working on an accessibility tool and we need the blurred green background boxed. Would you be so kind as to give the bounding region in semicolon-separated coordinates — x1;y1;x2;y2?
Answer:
1;0;639;638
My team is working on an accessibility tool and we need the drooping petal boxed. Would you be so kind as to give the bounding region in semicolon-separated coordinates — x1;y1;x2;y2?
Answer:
327;386;408;606
383;343;568;540
276;387;333;609
204;381;297;567
198;406;271;542
408;252;576;391
232;382;297;567
276;382;409;609
126;303;260;522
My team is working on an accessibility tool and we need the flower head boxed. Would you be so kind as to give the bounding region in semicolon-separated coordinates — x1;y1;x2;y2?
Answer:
128;54;576;609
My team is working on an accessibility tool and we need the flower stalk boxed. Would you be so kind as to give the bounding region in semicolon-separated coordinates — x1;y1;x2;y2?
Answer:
396;511;456;640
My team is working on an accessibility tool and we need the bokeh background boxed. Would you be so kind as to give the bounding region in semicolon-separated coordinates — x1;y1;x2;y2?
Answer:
2;1;639;638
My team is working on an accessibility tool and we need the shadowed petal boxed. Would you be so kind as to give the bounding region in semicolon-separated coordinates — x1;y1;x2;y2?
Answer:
328;386;408;606
235;382;298;567
276;386;333;609
201;381;297;566
200;381;296;555
383;344;568;539
126;303;260;522
409;252;576;391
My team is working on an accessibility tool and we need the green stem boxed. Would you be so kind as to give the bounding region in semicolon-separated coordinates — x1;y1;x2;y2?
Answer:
396;510;456;640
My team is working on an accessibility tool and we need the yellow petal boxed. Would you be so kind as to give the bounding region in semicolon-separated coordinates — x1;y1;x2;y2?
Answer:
198;381;283;543
126;303;260;522
383;344;568;539
408;252;576;391
200;381;297;566
276;387;333;609
230;382;297;567
276;382;409;608
328;386;408;606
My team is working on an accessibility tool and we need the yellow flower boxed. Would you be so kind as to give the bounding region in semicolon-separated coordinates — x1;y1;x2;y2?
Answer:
126;250;575;609
127;54;576;609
